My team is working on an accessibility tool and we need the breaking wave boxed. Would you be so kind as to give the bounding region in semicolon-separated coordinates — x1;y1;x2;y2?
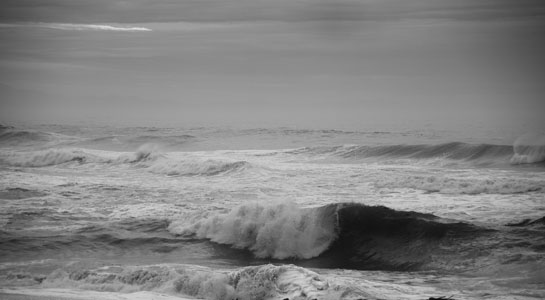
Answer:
169;202;482;270
31;263;367;300
510;133;545;164
374;174;544;194
0;145;252;177
169;202;336;260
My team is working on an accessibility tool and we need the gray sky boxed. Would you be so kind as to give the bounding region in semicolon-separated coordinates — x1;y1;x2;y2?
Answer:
1;0;544;133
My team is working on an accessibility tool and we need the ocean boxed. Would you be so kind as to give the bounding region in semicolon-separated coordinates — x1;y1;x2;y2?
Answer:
0;124;544;300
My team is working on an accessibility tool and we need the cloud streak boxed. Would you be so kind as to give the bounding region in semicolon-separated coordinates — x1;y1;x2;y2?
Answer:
0;22;151;32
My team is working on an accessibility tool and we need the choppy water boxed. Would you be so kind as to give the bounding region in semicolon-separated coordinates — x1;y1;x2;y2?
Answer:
1;124;544;299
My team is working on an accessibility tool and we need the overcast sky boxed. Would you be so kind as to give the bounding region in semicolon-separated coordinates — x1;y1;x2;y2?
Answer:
1;0;544;133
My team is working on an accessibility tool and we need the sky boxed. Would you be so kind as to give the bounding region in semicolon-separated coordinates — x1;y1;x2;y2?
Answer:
1;0;544;134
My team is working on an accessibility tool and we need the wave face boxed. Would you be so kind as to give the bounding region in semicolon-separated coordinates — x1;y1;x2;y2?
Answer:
169;202;482;270
0;148;102;167
314;204;481;271
0;146;252;176
147;159;250;176
0;127;77;147
296;142;515;165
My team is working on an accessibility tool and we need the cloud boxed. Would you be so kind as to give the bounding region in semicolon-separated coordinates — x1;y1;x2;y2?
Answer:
0;22;151;32
1;0;545;25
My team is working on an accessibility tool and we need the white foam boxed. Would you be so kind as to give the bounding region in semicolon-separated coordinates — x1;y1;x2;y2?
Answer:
147;158;249;176
168;201;337;259
0;288;187;300
511;133;545;164
32;264;371;300
375;174;543;195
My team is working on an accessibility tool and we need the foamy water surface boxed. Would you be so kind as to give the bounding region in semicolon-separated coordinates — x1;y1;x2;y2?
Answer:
1;125;544;299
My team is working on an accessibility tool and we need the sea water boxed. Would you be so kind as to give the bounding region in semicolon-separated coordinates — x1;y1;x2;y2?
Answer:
0;124;544;299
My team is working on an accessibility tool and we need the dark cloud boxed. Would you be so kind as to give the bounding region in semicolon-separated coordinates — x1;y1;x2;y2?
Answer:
1;0;545;24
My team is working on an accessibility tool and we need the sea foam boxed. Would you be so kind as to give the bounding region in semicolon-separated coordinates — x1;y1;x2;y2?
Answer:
147;158;250;176
168;201;337;259
510;133;545;164
37;263;363;300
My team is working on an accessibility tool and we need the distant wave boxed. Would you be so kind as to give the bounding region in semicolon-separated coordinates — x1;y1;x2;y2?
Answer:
0;146;252;177
0;148;102;167
78;134;195;151
0;127;78;147
169;202;482;270
242;127;365;136
0;126;195;151
294;142;515;165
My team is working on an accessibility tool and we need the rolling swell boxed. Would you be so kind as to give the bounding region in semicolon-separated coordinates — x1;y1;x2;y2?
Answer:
0;127;77;147
0;218;183;257
298;142;515;164
0;146;252;176
169;202;483;271
0;148;101;167
147;158;251;176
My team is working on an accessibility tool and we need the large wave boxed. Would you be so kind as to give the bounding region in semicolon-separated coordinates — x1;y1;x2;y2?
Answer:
169;202;482;270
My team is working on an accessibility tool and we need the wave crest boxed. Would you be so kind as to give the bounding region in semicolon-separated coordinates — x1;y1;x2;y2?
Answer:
0;148;100;167
510;133;545;164
374;175;543;194
169;202;481;270
297;142;514;165
168;202;337;259
148;159;251;176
